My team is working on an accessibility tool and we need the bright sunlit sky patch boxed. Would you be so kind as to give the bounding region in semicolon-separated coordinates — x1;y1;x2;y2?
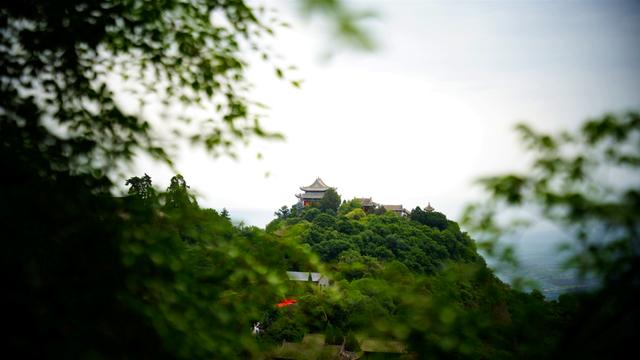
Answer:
132;0;640;226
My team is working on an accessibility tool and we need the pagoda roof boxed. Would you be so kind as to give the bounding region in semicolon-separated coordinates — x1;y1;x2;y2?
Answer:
300;177;330;192
296;192;325;200
356;197;376;207
383;205;404;211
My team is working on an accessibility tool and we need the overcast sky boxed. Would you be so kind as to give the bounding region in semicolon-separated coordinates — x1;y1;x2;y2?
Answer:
132;0;640;227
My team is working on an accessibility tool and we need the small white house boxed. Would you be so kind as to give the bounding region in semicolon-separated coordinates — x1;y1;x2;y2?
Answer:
286;271;330;287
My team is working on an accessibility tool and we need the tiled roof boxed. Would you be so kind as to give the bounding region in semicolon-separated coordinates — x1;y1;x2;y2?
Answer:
300;177;330;191
424;202;434;212
383;205;404;211
296;192;325;200
356;197;376;207
287;271;324;282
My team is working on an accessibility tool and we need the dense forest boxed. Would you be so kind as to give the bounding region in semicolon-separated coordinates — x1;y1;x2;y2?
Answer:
260;196;576;358
2;0;637;358
6;163;619;358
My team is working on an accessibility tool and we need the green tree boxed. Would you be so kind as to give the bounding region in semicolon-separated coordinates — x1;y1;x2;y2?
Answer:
313;213;337;228
345;208;366;220
165;174;197;209
463;111;640;358
313;239;355;262
2;1;369;357
220;208;231;221
1;1;289;173
125;173;156;201
1;0;374;173
338;198;363;215
275;205;291;219
302;207;322;222
410;207;448;230
320;188;342;213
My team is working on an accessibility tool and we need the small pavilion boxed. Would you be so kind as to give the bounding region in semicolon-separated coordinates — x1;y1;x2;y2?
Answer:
424;202;435;212
356;197;377;213
296;177;331;207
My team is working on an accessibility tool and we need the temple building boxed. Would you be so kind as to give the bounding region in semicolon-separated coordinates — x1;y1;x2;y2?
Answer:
424;202;435;212
296;177;331;208
355;197;409;216
382;204;410;217
286;271;330;287
356;197;377;213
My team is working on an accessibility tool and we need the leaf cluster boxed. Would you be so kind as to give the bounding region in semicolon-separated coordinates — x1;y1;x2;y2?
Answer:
462;111;640;357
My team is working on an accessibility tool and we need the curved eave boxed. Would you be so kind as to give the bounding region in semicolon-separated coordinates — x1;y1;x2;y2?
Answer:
299;187;329;192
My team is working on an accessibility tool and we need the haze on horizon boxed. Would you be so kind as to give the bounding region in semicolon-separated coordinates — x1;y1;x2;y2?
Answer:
131;0;640;227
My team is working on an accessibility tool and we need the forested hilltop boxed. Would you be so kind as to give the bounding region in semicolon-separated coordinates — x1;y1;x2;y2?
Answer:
259;197;574;358
268;199;481;273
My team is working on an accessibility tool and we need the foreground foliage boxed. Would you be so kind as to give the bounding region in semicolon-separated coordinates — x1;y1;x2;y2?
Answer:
3;167;317;357
2;1;370;356
464;111;640;358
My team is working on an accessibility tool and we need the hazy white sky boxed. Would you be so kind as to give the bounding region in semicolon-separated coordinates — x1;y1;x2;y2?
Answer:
132;0;640;226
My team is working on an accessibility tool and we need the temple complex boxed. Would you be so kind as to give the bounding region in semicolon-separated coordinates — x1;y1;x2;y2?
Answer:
295;177;428;217
296;177;331;207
